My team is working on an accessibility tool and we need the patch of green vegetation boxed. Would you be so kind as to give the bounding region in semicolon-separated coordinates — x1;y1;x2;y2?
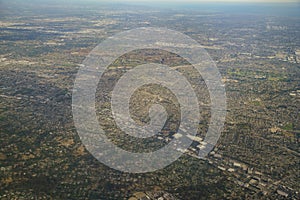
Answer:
227;68;266;79
267;74;288;81
227;68;287;82
282;123;294;131
0;114;6;121
252;101;262;106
